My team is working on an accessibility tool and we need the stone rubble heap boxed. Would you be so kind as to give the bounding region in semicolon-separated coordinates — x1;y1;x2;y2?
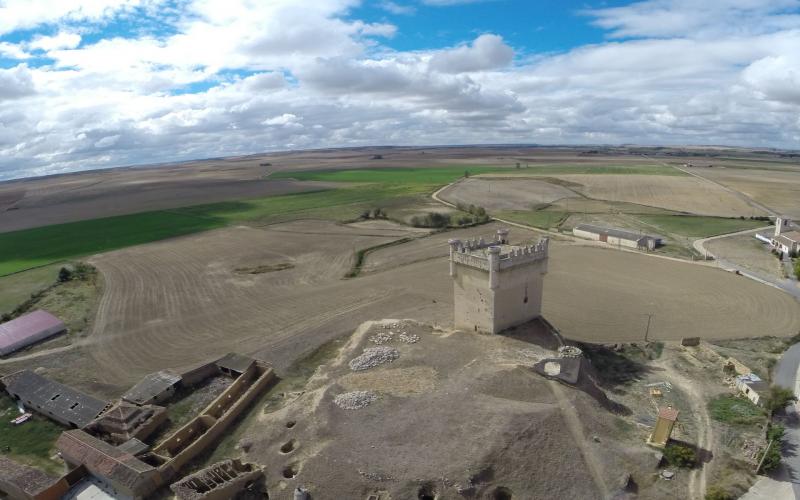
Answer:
334;391;377;410
398;332;419;344
349;346;399;371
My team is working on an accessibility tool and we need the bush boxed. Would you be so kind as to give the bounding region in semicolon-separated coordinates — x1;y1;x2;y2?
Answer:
757;440;782;472
663;443;697;468
705;486;734;500
411;212;451;228
765;385;797;416
58;266;74;282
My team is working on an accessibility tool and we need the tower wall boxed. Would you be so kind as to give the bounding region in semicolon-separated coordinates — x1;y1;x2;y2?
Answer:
450;232;548;334
453;265;495;333
491;259;547;332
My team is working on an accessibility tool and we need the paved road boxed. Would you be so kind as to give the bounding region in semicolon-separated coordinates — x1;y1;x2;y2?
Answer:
744;343;800;499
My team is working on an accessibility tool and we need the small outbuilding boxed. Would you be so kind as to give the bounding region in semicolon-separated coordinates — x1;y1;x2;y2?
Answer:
735;373;769;407
572;224;661;251
0;310;66;356
122;370;182;405
648;406;679;447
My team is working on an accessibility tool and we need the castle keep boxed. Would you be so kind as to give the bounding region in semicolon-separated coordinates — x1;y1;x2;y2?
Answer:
449;228;549;334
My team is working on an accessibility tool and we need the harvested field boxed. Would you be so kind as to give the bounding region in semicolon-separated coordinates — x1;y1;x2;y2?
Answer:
544;245;800;343
438;177;577;211
554;174;763;216
8;221;799;395
80;219;452;389
364;223;800;342
705;232;783;280
691;167;800;217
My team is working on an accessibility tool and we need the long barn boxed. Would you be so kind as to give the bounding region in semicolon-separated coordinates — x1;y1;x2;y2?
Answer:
572;224;661;251
0;310;66;356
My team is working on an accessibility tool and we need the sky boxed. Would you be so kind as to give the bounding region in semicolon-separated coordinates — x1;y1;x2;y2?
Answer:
0;1;799;180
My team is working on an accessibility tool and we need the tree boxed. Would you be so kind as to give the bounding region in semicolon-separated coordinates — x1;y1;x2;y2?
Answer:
464;170;470;178
765;385;797;416
372;208;383;219
360;209;371;219
58;266;74;282
663;443;697;468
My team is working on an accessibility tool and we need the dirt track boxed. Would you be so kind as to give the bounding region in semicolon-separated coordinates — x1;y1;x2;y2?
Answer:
76;220;800;391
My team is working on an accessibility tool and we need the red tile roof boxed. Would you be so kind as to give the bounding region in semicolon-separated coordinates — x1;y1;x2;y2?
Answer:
658;406;679;421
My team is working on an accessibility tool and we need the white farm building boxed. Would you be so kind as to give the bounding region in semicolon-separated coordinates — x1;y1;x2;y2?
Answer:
572;224;661;251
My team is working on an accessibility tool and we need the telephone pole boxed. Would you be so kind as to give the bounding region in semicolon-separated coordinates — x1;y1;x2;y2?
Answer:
644;313;653;342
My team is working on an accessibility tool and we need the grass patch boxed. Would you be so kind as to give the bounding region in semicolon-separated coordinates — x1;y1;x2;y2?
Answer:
495;210;568;229
0;394;64;474
636;215;765;238
0;264;61;315
709;394;766;425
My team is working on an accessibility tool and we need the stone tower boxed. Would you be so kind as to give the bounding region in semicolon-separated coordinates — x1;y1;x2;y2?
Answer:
775;217;792;237
448;228;548;334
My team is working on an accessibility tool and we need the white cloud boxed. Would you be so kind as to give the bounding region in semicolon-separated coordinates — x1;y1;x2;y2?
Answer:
584;0;800;38
0;0;152;35
429;34;514;73
379;1;416;15
0;41;30;59
0;65;35;101
29;31;82;51
0;0;799;180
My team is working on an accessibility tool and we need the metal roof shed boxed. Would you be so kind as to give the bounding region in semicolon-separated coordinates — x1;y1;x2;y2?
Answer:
0;310;66;356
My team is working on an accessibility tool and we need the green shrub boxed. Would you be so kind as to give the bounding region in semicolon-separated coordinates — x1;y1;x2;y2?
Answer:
705;486;734;500
663;443;697;468
765;386;797;416
757;441;782;473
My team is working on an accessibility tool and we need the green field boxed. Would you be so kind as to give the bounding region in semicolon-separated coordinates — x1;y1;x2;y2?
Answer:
272;164;684;183
271;166;513;185
635;215;766;238
0;184;437;276
0;210;227;276
0;395;64;474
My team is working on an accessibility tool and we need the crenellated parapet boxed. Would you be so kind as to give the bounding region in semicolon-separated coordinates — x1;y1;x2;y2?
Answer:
498;238;548;270
448;228;548;290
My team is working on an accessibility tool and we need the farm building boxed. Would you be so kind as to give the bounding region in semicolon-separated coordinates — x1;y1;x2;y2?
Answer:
56;429;163;499
770;217;800;254
648;406;679;447
735;373;769;406
122;370;182;405
1;370;110;429
0;310;66;356
572;224;661;251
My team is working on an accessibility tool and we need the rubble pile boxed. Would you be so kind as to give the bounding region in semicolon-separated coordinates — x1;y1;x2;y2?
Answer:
349;346;399;371
334;391;377;410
